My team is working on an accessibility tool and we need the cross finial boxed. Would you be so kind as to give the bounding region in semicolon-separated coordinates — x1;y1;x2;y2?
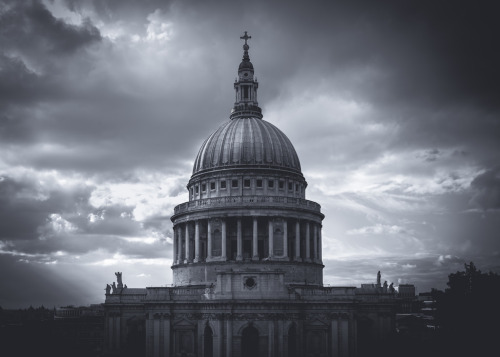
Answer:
240;31;251;45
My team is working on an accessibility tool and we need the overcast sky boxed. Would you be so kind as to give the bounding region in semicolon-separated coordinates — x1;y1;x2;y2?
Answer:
1;0;499;308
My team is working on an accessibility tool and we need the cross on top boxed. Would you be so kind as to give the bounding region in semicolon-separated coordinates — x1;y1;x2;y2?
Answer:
240;31;251;45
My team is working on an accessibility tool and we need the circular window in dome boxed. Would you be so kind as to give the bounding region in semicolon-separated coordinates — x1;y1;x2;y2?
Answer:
244;72;248;77
244;277;257;289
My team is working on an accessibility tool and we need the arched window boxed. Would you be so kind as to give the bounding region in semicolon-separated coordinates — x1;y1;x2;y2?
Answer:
242;325;259;357
204;325;213;357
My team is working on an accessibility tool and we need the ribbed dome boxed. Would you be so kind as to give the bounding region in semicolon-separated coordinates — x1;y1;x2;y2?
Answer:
193;118;301;175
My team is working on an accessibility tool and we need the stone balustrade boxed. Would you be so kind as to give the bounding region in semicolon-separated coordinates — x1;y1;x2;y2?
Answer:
173;195;321;215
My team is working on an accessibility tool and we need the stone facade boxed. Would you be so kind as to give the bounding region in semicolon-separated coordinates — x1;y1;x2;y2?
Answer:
103;32;396;357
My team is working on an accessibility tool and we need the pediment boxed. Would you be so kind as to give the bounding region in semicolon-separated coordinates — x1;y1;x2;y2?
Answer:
173;318;196;328
306;318;329;328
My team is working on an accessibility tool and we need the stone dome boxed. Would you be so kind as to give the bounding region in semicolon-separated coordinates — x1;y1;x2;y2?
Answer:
238;60;254;71
192;117;302;175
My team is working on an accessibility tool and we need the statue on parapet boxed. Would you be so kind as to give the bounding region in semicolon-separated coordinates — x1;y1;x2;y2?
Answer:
389;283;395;293
105;284;111;295
112;282;117;294
377;271;381;286
115;272;123;289
383;280;388;292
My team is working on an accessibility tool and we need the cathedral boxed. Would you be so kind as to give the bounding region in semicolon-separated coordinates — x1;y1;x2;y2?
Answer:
103;32;396;357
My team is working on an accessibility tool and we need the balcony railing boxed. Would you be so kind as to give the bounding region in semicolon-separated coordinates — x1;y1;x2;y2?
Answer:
173;195;321;215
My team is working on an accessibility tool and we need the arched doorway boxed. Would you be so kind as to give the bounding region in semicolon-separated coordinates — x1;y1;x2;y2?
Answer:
204;325;213;357
288;324;297;357
241;325;259;357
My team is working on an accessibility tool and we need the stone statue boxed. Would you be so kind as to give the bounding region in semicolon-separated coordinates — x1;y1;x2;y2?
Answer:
115;272;123;288
112;282;117;294
389;283;395;293
105;284;111;295
124;284;127;289
377;271;381;286
383;281;388;292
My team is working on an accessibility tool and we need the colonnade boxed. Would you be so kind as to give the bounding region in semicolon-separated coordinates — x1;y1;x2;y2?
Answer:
172;217;322;265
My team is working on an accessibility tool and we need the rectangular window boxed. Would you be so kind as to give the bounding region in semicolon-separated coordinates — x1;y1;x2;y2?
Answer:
256;179;263;188
232;179;239;188
279;180;284;189
288;182;292;190
202;183;206;192
295;183;299;192
268;180;274;189
210;182;215;190
243;86;249;99
244;179;251;188
195;186;199;194
220;180;227;189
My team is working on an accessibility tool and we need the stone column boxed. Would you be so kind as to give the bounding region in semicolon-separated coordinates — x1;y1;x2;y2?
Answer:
268;320;275;357
153;317;160;357
163;315;170;357
331;319;339;357
177;226;182;264
268;219;274;258
221;219;227;260
213;320;222;357
305;221;311;262
194;220;200;263
318;225;323;263
313;223;318;262
295;221;301;261
172;227;177;265
236;218;242;261
114;315;121;350
207;219;212;260
283;219;288;258
340;319;349;357
184;223;190;263
252;217;259;260
226;319;232;357
145;313;153;356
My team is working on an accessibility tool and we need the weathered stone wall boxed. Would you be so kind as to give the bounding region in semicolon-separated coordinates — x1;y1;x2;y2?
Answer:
172;261;323;286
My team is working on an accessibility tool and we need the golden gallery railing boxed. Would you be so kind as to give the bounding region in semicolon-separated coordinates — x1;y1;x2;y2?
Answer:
173;195;321;214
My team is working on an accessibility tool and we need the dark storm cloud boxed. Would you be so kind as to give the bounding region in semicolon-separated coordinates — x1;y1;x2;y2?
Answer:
470;167;500;210
0;175;91;241
0;0;101;56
